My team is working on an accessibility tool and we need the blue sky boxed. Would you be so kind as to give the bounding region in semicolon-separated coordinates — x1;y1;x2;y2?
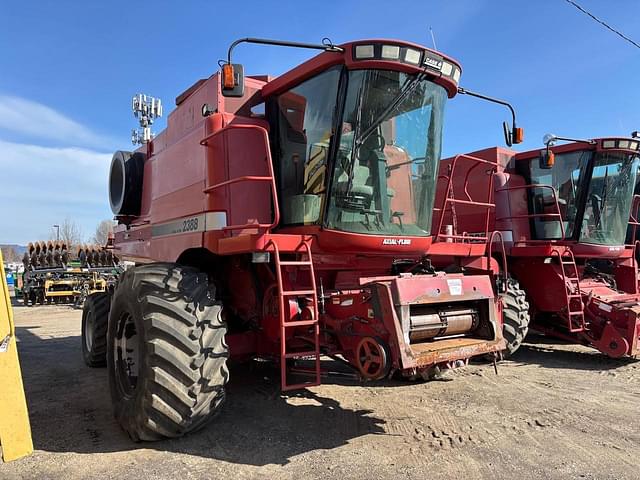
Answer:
1;0;638;244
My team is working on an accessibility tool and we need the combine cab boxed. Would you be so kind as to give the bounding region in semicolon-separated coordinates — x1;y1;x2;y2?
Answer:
21;241;120;306
436;137;640;357
83;37;525;441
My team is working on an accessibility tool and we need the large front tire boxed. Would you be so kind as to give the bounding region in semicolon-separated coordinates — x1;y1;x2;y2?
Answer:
107;263;229;441
501;277;530;357
82;292;111;367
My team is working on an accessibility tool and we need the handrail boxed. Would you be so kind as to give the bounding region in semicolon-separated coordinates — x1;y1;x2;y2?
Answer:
203;175;273;193
201;124;280;233
626;194;640;246
488;230;508;288
435;153;498;244
632;240;640;295
495;184;566;242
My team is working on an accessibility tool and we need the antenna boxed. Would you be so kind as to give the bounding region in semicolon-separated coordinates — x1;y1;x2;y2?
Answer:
429;26;437;51
131;94;163;145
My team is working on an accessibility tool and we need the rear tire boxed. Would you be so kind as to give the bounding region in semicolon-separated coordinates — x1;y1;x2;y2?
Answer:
500;277;530;357
82;292;111;367
107;263;229;441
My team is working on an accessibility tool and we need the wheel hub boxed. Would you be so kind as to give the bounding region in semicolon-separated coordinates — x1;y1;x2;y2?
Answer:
114;311;139;397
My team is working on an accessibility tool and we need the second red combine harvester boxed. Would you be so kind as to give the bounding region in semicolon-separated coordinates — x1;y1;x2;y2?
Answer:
82;37;526;441
436;135;640;358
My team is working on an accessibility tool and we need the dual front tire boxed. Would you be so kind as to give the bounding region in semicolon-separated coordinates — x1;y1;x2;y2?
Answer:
82;263;229;441
500;278;530;357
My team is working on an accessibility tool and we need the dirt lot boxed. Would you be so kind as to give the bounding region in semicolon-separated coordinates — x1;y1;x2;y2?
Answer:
2;304;639;479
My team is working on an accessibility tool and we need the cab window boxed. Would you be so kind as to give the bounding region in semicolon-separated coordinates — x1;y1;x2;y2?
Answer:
274;66;341;226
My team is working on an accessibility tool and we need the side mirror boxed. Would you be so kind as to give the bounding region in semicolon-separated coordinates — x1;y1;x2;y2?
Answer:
221;63;245;97
503;121;524;147
503;121;512;147
539;149;555;169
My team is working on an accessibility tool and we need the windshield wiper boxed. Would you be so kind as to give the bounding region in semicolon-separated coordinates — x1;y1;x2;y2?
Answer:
354;73;426;149
595;166;609;229
343;73;423;199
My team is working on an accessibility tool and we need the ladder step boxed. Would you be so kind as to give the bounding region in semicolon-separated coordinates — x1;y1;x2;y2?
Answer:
279;260;312;266
283;319;318;327
284;351;318;359
282;381;320;391
281;289;316;296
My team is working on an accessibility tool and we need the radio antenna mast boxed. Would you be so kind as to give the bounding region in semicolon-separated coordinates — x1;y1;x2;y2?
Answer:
429;26;438;51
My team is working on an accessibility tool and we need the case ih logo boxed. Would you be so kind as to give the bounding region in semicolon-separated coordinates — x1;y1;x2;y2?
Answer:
382;238;411;246
423;55;443;70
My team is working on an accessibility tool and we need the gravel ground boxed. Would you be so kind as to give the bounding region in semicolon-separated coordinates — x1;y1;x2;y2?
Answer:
2;303;639;479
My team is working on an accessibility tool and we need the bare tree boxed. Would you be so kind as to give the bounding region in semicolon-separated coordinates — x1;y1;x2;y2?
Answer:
0;246;20;263
52;218;82;249
92;219;116;246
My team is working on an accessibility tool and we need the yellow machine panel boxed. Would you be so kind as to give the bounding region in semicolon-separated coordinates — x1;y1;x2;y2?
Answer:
0;251;33;462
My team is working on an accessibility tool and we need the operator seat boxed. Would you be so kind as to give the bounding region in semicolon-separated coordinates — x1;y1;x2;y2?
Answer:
335;163;374;200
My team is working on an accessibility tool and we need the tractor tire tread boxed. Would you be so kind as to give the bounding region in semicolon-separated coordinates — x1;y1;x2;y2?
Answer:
500;277;530;358
108;263;228;441
82;292;111;367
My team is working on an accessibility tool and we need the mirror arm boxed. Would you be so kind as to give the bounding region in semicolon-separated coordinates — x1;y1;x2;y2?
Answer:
227;37;343;65
457;86;518;132
543;134;596;162
545;135;596;146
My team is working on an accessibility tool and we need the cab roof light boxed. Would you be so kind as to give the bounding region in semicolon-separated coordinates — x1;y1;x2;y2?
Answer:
381;44;400;60
354;44;375;59
604;139;640;151
404;48;422;65
350;43;461;86
453;67;461;83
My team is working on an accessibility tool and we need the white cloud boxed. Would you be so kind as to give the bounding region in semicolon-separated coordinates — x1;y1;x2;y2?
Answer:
0;140;113;244
0;95;116;149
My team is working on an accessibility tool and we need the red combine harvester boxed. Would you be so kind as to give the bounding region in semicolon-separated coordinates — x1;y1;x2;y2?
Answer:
83;37;524;441
435;135;640;358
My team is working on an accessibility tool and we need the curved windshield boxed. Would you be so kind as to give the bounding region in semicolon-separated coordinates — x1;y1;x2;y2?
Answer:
580;151;640;245
527;149;640;245
326;69;447;236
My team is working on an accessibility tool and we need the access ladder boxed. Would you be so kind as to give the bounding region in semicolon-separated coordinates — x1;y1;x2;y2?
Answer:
269;240;321;391
553;248;586;333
